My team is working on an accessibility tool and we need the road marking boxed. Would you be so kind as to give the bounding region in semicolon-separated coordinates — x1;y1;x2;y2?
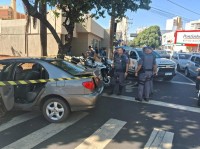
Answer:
144;128;174;149
169;81;195;86
102;94;200;114
177;72;195;83
0;112;40;132
2;112;88;149
75;118;126;149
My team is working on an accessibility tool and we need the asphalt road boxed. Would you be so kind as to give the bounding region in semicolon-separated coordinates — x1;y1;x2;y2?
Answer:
0;73;200;149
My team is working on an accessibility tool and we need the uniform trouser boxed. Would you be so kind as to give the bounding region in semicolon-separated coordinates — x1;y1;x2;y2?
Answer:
150;77;153;94
111;71;125;86
138;71;153;99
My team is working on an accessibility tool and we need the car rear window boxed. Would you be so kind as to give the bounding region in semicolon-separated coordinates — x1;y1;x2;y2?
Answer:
49;60;85;75
179;54;191;59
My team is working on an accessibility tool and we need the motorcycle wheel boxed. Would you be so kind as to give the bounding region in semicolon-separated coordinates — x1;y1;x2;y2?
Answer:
103;76;111;86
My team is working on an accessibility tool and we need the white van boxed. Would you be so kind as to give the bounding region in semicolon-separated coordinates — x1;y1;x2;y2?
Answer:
126;48;177;81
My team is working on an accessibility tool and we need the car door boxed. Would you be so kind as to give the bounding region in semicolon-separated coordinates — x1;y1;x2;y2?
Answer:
188;56;195;75
0;62;15;111
194;57;200;76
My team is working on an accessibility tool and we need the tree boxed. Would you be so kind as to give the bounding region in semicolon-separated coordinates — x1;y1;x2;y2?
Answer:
39;1;47;56
98;0;151;57
22;0;151;58
22;0;104;58
133;26;161;48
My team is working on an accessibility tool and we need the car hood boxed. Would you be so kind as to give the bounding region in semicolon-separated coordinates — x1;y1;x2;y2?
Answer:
178;59;189;64
156;58;175;65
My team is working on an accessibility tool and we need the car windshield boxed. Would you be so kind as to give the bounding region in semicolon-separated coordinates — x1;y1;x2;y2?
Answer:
49;60;85;75
155;50;167;55
179;54;191;59
137;50;161;58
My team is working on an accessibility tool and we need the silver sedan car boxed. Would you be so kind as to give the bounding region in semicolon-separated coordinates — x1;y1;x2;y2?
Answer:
0;58;103;123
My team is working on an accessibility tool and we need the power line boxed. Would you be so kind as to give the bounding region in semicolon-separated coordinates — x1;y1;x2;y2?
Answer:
166;0;200;16
151;7;192;22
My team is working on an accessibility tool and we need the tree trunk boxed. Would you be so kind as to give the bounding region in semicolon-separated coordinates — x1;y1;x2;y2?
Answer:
39;2;47;56
109;3;115;59
22;0;64;58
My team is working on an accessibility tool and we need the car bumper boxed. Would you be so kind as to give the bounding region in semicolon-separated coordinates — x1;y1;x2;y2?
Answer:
155;71;176;78
70;82;104;111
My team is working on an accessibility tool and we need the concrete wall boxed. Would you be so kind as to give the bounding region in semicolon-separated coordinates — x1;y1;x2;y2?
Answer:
71;33;88;56
0;19;26;56
0;13;109;57
102;29;110;48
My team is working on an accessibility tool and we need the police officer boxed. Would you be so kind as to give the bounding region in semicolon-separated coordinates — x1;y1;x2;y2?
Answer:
135;47;157;102
86;46;95;58
108;47;129;95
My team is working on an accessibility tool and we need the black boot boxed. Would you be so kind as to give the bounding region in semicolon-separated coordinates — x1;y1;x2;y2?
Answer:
117;85;123;95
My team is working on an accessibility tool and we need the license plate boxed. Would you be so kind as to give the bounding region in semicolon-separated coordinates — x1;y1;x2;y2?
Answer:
165;72;172;76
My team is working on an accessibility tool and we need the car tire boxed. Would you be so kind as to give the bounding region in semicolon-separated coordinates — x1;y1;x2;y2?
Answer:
42;97;70;123
164;76;173;81
185;68;190;77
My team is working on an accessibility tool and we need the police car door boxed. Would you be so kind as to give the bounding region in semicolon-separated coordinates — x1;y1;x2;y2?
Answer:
0;62;15;111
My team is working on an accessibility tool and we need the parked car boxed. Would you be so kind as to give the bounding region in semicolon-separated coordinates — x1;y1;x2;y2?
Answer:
172;53;191;71
124;48;176;81
185;54;200;77
0;58;103;123
154;50;171;59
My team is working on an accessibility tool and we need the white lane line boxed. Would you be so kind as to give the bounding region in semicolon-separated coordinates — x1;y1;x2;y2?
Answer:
144;128;174;149
169;81;195;86
102;94;200;114
75;118;126;149
177;72;195;83
2;112;88;149
0;112;40;132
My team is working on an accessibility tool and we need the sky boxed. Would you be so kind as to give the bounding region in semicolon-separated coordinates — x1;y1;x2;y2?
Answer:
1;0;200;36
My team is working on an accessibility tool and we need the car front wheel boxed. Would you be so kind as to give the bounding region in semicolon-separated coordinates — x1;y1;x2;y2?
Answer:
42;97;70;123
185;68;190;77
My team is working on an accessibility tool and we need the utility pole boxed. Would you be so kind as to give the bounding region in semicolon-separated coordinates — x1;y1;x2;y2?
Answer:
109;1;115;59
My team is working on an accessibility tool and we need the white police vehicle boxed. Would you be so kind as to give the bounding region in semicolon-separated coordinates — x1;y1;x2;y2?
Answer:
125;47;177;81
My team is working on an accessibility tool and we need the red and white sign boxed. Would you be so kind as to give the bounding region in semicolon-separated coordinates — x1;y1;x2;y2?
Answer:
175;30;200;44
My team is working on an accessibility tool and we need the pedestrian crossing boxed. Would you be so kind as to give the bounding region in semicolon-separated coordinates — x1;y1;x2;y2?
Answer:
0;111;175;149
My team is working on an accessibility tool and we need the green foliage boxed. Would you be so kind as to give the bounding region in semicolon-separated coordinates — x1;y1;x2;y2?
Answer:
132;26;161;48
100;0;151;19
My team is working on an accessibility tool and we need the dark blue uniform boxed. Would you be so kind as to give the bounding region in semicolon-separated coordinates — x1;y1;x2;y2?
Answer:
137;53;156;101
109;53;128;95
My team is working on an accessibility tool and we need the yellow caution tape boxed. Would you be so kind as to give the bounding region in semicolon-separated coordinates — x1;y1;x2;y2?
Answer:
0;76;93;86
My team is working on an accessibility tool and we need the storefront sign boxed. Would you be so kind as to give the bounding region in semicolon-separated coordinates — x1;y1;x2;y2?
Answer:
175;30;200;44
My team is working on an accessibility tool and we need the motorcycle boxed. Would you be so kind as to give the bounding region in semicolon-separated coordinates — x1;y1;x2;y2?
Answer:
69;54;112;85
99;57;113;86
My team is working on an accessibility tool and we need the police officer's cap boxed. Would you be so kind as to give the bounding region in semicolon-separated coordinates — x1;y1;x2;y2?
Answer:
115;46;124;50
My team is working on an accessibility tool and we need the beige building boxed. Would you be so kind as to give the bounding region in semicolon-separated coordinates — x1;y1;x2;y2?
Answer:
185;20;200;30
115;17;128;45
0;0;25;20
166;16;182;31
0;10;109;57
